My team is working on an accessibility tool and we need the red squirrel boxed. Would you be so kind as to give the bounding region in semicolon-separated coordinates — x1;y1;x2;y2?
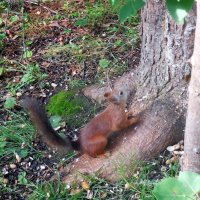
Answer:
22;86;139;157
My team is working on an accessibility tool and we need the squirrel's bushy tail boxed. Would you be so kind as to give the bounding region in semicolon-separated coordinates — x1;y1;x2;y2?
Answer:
22;97;73;152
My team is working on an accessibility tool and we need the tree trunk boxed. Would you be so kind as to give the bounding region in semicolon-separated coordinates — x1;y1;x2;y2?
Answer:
60;0;196;183
183;0;200;173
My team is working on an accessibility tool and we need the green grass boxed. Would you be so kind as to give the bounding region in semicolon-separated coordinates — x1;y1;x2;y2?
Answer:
39;2;140;84
164;159;180;177
0;110;37;161
28;159;180;200
5;63;47;94
0;58;47;94
26;161;160;200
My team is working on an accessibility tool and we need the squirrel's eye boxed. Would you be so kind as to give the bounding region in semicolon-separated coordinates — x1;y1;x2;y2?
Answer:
120;91;123;95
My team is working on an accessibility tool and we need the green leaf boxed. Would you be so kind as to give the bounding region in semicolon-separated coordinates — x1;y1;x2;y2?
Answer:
64;28;72;34
109;0;115;6
99;59;110;68
109;0;120;7
115;39;125;47
0;67;5;76
58;132;67;139
21;73;32;83
178;171;200;194
18;149;28;158
0;18;3;25
153;177;193;200
75;18;88;26
119;0;145;22
0;140;7;149
10;15;19;23
4;97;16;109
49;115;62;128
18;172;28;185
0;33;6;40
23;50;33;58
25;41;33;46
166;0;194;24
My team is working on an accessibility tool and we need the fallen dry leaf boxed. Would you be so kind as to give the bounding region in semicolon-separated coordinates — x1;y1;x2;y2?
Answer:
81;181;90;191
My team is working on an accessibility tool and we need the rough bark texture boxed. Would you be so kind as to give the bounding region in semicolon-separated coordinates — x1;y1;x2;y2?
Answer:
183;0;200;173
60;0;196;183
130;0;195;112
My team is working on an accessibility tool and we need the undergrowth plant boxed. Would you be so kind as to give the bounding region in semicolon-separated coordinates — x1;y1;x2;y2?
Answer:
153;172;200;200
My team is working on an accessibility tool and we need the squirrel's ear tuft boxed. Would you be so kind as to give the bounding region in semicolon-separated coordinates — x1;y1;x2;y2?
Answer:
104;92;111;98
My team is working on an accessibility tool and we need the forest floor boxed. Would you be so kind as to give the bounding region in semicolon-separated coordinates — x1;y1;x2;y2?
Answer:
0;1;182;199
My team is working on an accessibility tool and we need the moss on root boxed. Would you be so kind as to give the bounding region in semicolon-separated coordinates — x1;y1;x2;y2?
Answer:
46;90;94;127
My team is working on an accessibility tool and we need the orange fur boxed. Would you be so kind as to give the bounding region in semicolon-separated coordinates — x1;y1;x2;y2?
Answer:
80;88;139;157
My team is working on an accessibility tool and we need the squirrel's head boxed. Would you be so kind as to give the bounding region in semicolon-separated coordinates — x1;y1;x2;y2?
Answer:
104;84;129;105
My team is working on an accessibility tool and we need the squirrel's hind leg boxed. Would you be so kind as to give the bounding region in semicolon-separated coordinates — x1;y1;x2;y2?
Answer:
83;135;108;157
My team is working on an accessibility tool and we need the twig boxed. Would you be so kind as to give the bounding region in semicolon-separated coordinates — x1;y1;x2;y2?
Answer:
82;61;87;80
20;0;26;62
25;0;39;4
4;4;10;32
106;69;113;91
41;5;57;14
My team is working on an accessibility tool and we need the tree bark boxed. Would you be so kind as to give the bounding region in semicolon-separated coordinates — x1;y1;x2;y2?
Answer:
183;0;200;173
60;0;196;183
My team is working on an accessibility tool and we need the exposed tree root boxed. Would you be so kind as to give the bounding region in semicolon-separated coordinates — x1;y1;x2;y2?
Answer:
60;94;185;184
